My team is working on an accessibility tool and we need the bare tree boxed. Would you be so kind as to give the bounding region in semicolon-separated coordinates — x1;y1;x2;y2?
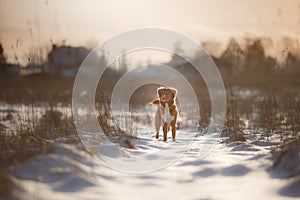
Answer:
0;43;7;75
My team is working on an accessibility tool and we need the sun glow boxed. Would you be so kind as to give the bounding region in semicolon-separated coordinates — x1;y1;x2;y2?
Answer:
0;0;299;65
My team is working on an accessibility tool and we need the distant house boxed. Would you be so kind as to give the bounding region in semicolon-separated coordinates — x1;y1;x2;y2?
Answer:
43;45;90;77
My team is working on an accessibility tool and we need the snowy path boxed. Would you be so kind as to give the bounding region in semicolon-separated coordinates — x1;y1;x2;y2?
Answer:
10;130;299;200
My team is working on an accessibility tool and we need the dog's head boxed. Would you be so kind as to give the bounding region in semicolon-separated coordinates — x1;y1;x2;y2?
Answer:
157;86;177;103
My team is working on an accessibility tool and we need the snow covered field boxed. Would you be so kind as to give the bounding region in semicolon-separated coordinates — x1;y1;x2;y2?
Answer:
1;103;299;200
8;130;300;199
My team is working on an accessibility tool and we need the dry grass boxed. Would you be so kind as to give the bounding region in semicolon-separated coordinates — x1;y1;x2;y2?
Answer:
221;86;300;143
271;140;300;178
0;75;74;104
0;105;76;197
96;92;136;148
0;164;15;197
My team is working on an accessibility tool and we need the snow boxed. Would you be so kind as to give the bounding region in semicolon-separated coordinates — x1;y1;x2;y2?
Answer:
2;104;299;199
8;130;299;200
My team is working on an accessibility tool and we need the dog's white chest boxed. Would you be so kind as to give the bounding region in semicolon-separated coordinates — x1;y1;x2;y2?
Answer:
161;104;174;124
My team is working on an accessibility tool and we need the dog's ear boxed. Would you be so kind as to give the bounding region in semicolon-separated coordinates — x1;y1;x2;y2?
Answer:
157;87;165;97
149;99;160;105
169;88;177;99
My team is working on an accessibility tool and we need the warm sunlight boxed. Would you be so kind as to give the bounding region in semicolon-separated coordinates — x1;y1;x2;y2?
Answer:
1;1;300;199
0;0;299;65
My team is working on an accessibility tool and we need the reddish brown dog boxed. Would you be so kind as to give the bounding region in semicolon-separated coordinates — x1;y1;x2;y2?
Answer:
150;87;179;141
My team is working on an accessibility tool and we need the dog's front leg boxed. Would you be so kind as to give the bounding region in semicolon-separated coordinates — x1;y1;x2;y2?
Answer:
172;125;176;142
171;116;177;141
171;123;176;142
163;122;168;141
155;108;162;139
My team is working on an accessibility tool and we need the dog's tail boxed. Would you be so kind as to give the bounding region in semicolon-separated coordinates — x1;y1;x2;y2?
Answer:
149;99;160;105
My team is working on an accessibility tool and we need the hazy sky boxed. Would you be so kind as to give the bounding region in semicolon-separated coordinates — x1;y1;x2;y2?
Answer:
0;0;299;65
